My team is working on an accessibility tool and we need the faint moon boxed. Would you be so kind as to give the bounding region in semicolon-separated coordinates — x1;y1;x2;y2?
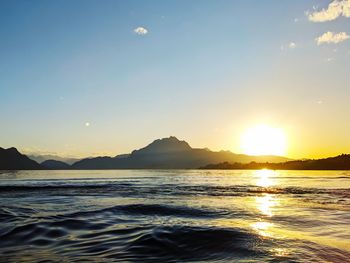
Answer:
85;122;90;127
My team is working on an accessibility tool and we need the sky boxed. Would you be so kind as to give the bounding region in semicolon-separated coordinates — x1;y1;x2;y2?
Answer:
0;0;350;159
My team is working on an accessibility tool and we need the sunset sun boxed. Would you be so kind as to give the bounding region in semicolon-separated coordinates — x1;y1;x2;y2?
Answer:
241;125;287;156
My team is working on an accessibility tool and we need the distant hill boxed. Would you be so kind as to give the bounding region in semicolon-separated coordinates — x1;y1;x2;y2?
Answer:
41;160;70;169
201;154;350;170
72;136;290;169
28;154;80;165
0;147;42;170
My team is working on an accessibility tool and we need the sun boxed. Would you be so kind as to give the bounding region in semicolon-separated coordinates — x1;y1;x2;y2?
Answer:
240;125;287;156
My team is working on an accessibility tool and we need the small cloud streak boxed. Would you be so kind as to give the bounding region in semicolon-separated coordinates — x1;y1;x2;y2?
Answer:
134;26;148;35
289;42;296;49
316;31;350;45
280;42;297;51
308;0;350;22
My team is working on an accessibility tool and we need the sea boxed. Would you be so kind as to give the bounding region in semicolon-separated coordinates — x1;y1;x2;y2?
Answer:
0;170;349;262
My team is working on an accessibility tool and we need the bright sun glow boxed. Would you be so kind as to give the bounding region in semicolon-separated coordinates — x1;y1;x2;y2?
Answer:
241;125;287;156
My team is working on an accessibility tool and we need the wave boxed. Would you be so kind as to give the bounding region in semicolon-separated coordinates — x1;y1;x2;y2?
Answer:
2;220;349;262
0;204;229;228
1;183;349;201
0;222;269;262
120;226;266;262
62;203;229;219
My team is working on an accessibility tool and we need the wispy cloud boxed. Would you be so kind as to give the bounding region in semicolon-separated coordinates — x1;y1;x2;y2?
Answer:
280;42;297;51
308;0;350;22
288;42;296;49
134;27;148;35
315;31;350;45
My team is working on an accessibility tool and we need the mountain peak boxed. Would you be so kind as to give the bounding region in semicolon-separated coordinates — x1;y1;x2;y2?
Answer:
6;147;20;154
132;136;192;155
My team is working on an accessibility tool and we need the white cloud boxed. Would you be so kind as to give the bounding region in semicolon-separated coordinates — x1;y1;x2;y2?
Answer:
308;0;350;22
289;42;296;49
134;26;148;35
280;42;297;51
315;31;350;45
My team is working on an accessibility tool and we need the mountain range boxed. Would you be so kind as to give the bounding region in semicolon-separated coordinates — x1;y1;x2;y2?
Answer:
1;136;290;170
71;136;290;169
28;154;80;165
1;136;350;170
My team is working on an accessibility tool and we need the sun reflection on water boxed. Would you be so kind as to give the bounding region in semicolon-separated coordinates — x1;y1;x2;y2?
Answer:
251;221;274;237
255;169;275;187
256;194;277;217
272;248;290;257
252;194;278;237
255;169;278;216
250;169;279;238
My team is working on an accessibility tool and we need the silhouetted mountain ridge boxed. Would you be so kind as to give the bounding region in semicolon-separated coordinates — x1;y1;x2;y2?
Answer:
1;140;350;170
71;136;290;169
0;147;42;170
41;160;70;169
28;154;80;165
201;154;350;170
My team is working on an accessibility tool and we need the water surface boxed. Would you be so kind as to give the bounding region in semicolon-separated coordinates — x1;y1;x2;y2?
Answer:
0;170;349;262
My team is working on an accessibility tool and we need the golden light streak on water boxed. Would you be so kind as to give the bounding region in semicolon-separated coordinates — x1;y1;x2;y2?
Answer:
255;169;275;187
255;194;277;217
250;221;274;237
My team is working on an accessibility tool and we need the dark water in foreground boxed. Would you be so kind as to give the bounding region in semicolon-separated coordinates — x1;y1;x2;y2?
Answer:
0;170;349;262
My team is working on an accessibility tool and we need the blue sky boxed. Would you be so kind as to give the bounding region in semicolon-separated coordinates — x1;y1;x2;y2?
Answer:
1;0;350;158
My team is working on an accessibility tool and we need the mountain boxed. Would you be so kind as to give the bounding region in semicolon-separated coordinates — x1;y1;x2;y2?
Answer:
28;154;80;165
0;147;42;170
41;160;70;169
72;136;290;169
201;154;350;170
131;136;192;155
